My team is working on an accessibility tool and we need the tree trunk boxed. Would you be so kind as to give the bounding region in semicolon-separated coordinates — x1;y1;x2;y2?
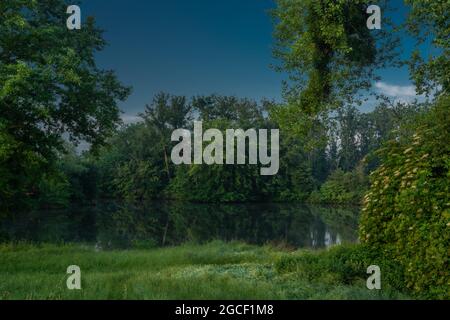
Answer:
163;145;171;181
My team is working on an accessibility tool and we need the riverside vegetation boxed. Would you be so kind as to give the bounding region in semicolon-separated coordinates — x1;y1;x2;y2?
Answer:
0;241;410;300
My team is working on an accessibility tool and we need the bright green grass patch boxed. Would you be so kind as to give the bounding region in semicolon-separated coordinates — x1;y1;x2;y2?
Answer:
0;241;410;300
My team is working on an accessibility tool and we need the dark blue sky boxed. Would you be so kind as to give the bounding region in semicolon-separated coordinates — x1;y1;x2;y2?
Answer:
80;0;424;118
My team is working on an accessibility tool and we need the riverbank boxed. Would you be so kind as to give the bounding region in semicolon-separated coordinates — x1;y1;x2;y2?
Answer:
0;241;409;300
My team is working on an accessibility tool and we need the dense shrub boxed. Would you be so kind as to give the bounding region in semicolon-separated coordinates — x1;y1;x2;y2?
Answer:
359;95;450;299
35;172;71;208
309;166;368;204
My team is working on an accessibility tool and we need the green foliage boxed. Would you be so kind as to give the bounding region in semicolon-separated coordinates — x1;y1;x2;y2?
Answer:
50;92;425;205
309;166;368;205
35;172;71;208
84;94;316;203
0;0;130;211
113;160;163;201
272;0;397;114
59;150;98;202
140;92;193;182
0;125;20;210
167;97;317;202
275;244;406;293
167;107;271;202
92;120;171;201
169;163;261;202
270;0;400;187
360;95;450;299
0;122;48;213
92;92;194;201
404;0;450;95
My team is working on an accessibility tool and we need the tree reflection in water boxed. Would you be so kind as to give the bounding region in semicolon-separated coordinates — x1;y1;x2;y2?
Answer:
0;201;359;250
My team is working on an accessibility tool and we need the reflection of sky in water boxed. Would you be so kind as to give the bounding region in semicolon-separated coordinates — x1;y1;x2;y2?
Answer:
323;231;342;248
311;230;342;248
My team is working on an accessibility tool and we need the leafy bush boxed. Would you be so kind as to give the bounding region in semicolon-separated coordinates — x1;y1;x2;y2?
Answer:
309;166;368;204
35;172;71;208
359;95;450;299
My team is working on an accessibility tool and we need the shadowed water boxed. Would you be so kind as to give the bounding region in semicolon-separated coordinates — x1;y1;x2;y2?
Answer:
0;201;359;249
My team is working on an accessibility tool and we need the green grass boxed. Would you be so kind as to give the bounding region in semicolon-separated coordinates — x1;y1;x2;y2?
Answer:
0;241;410;300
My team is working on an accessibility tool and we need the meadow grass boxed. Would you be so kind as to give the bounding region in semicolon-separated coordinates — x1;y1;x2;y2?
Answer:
0;241;410;300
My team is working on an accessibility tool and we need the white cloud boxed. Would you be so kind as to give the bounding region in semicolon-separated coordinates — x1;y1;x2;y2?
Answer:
374;82;418;99
121;114;142;125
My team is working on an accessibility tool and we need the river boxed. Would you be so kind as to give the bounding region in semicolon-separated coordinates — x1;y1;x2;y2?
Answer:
0;201;360;250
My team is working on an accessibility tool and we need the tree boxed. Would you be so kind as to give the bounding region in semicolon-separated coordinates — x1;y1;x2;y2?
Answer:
168;96;270;202
404;0;450;95
93;122;167;201
140;93;192;182
0;0;130;210
272;0;397;115
271;0;399;180
335;106;361;171
192;95;265;127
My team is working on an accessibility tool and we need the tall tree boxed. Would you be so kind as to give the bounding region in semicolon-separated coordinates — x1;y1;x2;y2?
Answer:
0;0;130;210
140;92;192;181
272;0;397;115
271;0;399;171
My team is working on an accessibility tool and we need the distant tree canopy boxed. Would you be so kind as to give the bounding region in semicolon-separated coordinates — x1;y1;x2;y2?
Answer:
0;0;130;211
45;92;419;205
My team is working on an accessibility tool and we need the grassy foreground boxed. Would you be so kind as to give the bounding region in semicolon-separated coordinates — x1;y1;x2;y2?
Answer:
0;241;409;300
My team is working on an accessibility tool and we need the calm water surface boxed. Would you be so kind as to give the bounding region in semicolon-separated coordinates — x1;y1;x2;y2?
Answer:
0;201;359;249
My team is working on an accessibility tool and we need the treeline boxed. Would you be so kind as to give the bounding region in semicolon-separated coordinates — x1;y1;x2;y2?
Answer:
31;93;424;207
